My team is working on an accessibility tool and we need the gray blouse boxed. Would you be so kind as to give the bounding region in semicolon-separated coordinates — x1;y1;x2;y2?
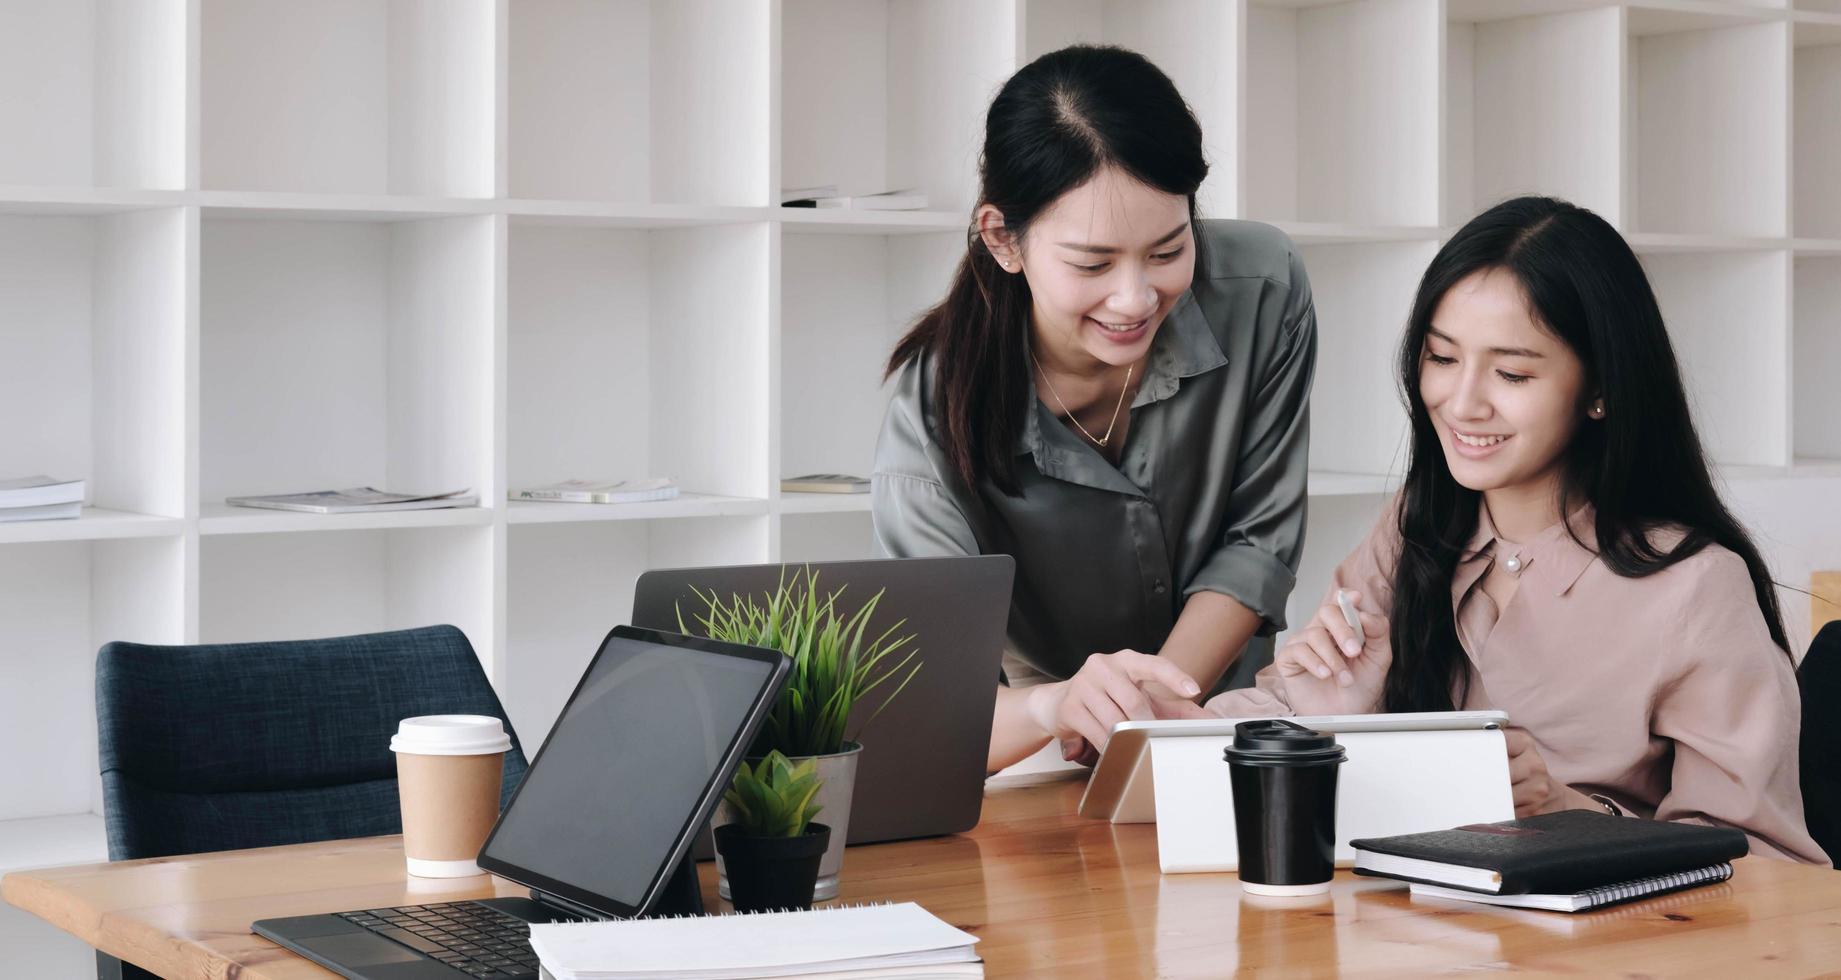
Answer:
870;220;1317;693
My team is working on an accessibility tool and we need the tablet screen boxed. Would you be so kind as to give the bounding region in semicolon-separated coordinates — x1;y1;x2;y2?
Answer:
478;627;783;915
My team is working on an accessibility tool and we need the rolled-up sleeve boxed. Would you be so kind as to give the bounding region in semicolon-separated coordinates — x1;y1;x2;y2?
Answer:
1651;550;1827;864
1182;251;1317;636
1205;494;1400;719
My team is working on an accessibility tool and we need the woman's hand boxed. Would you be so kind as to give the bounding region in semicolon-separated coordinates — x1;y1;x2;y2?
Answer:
1024;649;1214;761
1505;728;1581;817
1274;590;1391;716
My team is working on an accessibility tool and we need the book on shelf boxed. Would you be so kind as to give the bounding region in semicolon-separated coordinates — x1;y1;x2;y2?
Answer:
782;188;928;211
0;475;85;511
528;902;982;980
0;501;81;523
780;184;840;205
1352;809;1749;913
511;478;679;505
815;189;927;211
224;488;476;514
782;474;870;494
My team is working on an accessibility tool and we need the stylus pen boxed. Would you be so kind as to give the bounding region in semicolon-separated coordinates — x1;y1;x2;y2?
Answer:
1336;589;1363;645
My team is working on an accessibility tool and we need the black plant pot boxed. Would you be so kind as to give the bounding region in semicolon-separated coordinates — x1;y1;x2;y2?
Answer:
713;822;832;912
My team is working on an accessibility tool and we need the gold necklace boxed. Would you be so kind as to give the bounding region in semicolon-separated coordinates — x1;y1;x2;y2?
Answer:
1031;353;1134;448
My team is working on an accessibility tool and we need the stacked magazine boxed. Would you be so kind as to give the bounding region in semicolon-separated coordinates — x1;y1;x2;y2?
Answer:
0;476;85;523
510;478;679;504
225;488;477;514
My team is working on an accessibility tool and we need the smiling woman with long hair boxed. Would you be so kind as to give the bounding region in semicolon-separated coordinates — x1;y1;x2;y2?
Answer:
1208;195;1825;864
874;45;1318;773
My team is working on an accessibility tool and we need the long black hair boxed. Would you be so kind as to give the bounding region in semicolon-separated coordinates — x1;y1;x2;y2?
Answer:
1386;196;1790;712
885;45;1207;495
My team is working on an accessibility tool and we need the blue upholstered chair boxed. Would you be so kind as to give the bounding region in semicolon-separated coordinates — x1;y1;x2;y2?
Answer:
95;624;529;862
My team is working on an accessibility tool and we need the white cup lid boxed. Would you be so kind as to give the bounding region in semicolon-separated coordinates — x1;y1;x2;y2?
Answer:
390;715;512;756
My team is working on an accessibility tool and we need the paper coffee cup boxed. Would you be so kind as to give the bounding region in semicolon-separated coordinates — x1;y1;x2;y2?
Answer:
1223;720;1345;896
391;715;512;878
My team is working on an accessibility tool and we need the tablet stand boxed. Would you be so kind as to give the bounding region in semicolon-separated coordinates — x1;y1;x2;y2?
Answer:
528;853;705;921
644;853;706;917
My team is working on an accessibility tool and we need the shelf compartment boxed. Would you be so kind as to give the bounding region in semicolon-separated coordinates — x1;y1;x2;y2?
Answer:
1445;6;1622;225
201;0;494;196
1298;240;1440;476
1794;257;1841;460
198;525;494;664
0;537;183;824
780;511;878;565
505;517;770;743
1246;0;1441;227
780;0;1016;217
0;0;184;189
1022;0;1240;215
508;0;769;205
1795;26;1841;238
200;215;494;511
0;210;187;520
1631;16;1789;237
779;229;959;485
508;220;770;505
1641;249;1791;466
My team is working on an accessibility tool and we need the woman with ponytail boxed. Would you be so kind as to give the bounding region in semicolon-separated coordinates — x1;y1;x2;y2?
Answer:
874;46;1318;773
1208;196;1826;864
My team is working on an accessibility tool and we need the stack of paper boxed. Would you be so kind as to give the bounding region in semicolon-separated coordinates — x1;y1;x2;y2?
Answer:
780;474;869;494
528;902;982;980
225;488;476;514
511;478;679;504
0;476;84;523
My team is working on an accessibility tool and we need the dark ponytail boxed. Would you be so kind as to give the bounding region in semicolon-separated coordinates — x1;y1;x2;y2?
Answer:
885;45;1207;495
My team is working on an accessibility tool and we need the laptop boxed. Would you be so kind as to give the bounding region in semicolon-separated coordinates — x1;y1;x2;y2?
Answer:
631;555;1014;847
253;625;791;979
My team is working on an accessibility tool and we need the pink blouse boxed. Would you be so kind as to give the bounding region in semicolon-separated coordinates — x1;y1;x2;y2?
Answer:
1206;497;1826;864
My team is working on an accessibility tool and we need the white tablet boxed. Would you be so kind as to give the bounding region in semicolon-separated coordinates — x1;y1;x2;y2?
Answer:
1078;710;1509;820
1075;710;1515;873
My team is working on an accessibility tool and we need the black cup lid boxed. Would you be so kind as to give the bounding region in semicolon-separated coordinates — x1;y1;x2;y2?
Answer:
1223;719;1345;765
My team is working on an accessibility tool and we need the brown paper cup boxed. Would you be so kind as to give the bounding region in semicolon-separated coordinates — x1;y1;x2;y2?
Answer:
391;715;512;878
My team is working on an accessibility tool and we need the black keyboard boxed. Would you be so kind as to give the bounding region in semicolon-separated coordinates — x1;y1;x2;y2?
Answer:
337;902;541;979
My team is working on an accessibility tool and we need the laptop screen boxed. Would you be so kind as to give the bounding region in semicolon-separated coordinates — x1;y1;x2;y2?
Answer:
478;627;785;916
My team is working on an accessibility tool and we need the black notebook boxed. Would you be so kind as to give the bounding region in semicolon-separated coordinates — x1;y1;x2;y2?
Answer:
1351;810;1748;905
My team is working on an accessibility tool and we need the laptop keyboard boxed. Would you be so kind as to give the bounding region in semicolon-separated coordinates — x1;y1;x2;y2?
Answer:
338;902;541;978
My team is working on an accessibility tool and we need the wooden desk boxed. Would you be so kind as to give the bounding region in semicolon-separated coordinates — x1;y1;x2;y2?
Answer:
7;780;1839;978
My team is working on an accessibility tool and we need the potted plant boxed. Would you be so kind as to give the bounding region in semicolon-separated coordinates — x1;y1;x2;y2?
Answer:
680;565;921;900
714;750;830;911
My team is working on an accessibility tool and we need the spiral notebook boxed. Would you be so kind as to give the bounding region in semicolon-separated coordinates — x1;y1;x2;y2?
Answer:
1409;862;1735;912
1352;809;1749;913
527;902;983;980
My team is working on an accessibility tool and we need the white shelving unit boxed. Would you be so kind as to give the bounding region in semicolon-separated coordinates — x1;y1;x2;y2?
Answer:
3;8;1838;959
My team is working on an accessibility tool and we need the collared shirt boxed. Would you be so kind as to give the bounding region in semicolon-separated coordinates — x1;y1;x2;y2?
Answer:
871;220;1317;694
1207;497;1826;864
